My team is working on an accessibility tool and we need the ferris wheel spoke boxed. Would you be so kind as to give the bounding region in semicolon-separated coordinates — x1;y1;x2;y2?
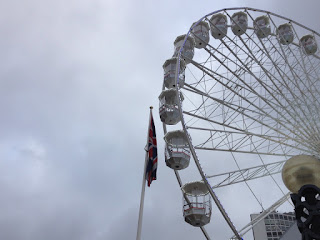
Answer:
246;131;292;198
215;14;318;132
184;108;312;154
273;39;320;131
208;34;319;145
194;146;297;157
206;160;286;188
267;14;320;115
181;77;314;151
188;55;255;95
204;40;313;141
235;33;318;137
243;12;320;137
284;56;320;138
183;82;267;117
239;36;320;140
183;111;313;154
303;60;320;97
302;56;320;131
291;52;320;132
194;137;307;156
189;58;283;121
183;95;318;154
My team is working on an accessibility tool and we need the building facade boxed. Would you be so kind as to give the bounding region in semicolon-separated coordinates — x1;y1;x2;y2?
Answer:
279;223;300;240
250;211;297;240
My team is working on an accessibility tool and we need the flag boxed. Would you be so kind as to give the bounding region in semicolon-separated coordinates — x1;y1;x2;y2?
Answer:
145;111;158;187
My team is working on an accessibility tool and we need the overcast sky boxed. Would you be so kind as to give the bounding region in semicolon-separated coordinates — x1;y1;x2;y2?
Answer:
1;0;320;239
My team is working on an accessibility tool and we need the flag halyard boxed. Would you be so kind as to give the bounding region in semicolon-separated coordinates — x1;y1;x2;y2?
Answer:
145;112;158;187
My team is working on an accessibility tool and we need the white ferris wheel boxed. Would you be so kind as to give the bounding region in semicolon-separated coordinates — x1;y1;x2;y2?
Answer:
159;7;320;240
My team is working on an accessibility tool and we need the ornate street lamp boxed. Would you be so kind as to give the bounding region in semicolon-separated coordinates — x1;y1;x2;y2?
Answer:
282;155;320;240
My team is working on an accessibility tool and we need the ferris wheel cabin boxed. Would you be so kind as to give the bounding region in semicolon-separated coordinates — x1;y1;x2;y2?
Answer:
254;16;271;39
231;12;248;36
182;181;212;227
209;14;228;39
164;130;190;170
159;89;183;125
277;23;294;45
300;35;318;55
191;21;210;49
162;58;185;89
173;35;195;64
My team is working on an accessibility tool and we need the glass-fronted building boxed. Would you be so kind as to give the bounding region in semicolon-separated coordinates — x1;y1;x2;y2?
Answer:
250;211;297;240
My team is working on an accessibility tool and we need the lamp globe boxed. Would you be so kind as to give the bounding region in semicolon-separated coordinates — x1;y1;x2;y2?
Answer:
282;154;320;193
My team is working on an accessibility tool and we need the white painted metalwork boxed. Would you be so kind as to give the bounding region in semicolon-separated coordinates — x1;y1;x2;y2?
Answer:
161;7;320;240
207;160;286;188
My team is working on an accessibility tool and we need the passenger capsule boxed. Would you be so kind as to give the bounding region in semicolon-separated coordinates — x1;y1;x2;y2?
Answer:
254;16;271;39
191;21;210;48
300;35;318;55
162;58;186;89
159;89;183;125
164;130;190;170
173;35;195;64
182;181;212;227
231;12;248;36
209;14;228;39
277;23;294;45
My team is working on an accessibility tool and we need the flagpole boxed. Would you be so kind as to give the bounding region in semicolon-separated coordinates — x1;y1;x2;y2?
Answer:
136;106;153;240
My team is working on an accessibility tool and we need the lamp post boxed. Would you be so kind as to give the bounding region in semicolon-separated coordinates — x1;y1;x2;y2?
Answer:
282;155;320;240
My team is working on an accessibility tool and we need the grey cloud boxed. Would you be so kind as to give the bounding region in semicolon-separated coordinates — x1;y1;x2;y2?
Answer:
0;0;319;239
